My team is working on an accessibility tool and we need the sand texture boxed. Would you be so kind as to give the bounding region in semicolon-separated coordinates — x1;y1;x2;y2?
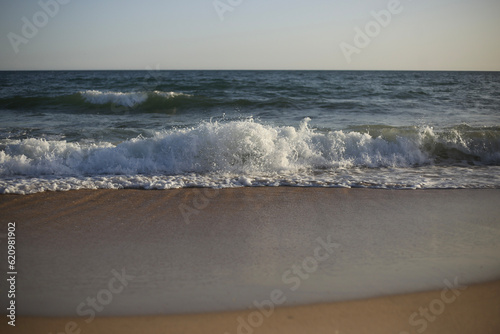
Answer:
1;188;499;333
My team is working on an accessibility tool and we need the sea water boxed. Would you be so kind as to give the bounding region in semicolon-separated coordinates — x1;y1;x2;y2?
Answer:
1;70;499;194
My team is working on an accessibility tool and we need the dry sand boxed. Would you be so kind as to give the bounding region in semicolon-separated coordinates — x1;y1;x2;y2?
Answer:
3;280;499;334
0;188;499;333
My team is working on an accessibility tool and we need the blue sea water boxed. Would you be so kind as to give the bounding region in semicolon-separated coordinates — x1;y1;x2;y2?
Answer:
0;70;499;194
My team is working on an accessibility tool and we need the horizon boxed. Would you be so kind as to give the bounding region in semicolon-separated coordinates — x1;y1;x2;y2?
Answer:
1;0;499;71
1;69;500;72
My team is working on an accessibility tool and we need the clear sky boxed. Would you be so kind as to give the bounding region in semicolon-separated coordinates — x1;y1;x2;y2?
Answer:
0;0;499;70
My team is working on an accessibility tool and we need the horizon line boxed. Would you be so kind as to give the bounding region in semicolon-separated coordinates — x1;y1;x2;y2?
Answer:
1;69;499;72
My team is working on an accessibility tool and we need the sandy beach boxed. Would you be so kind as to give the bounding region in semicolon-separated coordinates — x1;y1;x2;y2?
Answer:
4;280;499;334
2;0;500;331
1;188;500;333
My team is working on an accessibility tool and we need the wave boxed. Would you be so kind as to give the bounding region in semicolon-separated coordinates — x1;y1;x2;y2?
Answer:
0;90;305;113
0;90;193;112
1;119;499;193
1;119;499;177
79;90;190;108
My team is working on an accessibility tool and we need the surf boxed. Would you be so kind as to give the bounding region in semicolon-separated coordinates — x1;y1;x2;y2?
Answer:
1;119;499;179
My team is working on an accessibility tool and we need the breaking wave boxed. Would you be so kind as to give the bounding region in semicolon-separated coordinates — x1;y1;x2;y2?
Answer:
1;118;499;189
0;90;192;112
79;90;190;108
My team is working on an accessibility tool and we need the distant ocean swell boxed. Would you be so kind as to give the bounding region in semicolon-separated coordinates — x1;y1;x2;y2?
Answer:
1;118;499;194
80;90;190;108
0;90;195;111
0;89;441;113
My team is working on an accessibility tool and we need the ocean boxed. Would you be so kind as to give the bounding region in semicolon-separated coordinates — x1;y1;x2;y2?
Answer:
0;70;499;194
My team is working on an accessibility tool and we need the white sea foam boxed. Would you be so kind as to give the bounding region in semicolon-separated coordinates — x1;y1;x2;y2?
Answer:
1;119;499;194
1;166;500;194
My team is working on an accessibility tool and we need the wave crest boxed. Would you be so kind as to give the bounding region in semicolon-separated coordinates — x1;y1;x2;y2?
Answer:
2;119;500;193
79;90;190;108
1;119;499;179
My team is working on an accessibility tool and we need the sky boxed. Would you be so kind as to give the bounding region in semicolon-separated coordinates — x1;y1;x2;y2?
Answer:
0;0;499;71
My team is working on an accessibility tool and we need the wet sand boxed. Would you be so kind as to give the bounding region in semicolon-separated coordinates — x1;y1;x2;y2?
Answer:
0;188;499;332
4;279;500;334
